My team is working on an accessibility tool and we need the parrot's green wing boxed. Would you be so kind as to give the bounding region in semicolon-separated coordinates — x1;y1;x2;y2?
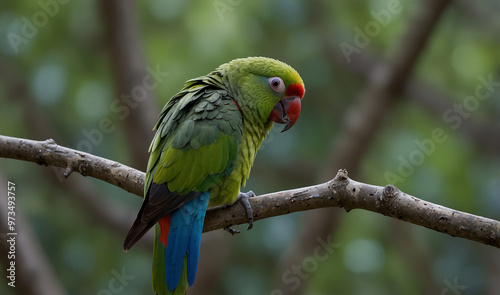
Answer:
123;73;242;251
147;73;242;193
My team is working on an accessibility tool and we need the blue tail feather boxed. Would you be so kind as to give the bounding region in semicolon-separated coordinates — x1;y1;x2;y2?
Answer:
186;196;208;286
165;191;210;291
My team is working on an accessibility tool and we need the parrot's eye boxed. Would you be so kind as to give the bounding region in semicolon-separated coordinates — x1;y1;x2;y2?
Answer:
268;77;285;93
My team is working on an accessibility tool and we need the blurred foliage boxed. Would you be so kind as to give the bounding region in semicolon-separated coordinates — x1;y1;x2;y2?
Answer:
1;0;500;294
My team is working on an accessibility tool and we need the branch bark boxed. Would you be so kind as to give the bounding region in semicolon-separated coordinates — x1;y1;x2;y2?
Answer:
1;135;498;248
0;135;144;197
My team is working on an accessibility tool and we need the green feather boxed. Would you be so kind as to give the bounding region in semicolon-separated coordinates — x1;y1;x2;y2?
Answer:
147;83;242;196
152;225;188;295
146;57;305;292
172;120;195;149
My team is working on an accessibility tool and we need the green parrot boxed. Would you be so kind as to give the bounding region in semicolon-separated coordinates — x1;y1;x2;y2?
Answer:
123;57;305;294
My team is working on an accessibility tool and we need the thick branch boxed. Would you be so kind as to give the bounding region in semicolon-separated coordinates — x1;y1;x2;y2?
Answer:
1;135;498;248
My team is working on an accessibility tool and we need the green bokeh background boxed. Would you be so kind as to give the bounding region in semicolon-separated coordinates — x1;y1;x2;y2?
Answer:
1;0;499;294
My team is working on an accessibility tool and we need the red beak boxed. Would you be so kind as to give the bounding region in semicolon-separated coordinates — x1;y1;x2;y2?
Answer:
269;96;302;132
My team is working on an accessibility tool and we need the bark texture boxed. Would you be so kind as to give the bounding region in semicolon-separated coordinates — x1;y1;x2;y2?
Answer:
1;135;498;248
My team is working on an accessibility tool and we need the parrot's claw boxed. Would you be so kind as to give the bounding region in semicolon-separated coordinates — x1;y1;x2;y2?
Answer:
222;191;255;236
224;226;240;235
237;191;255;230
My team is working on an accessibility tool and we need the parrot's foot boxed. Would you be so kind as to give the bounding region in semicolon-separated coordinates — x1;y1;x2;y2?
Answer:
237;191;255;230
222;191;255;235
224;226;240;235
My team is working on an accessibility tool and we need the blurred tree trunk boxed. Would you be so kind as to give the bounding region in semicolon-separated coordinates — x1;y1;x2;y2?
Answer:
100;0;159;170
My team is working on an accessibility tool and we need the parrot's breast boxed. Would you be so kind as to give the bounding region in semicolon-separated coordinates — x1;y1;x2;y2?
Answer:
209;120;273;206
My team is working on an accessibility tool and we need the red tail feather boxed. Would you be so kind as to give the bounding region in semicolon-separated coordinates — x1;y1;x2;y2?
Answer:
158;215;171;247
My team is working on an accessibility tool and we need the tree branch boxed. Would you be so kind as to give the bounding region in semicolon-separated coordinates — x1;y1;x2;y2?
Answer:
205;170;500;247
0;135;144;197
1;135;498;248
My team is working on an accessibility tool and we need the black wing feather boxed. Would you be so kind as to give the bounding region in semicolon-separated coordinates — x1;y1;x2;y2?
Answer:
122;183;200;251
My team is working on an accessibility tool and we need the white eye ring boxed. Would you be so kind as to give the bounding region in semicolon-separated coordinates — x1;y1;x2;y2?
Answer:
268;77;285;93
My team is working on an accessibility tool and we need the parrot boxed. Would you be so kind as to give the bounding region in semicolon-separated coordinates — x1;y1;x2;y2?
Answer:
123;57;305;294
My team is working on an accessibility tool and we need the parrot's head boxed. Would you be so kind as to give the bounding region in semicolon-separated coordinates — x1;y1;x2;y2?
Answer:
221;57;305;132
